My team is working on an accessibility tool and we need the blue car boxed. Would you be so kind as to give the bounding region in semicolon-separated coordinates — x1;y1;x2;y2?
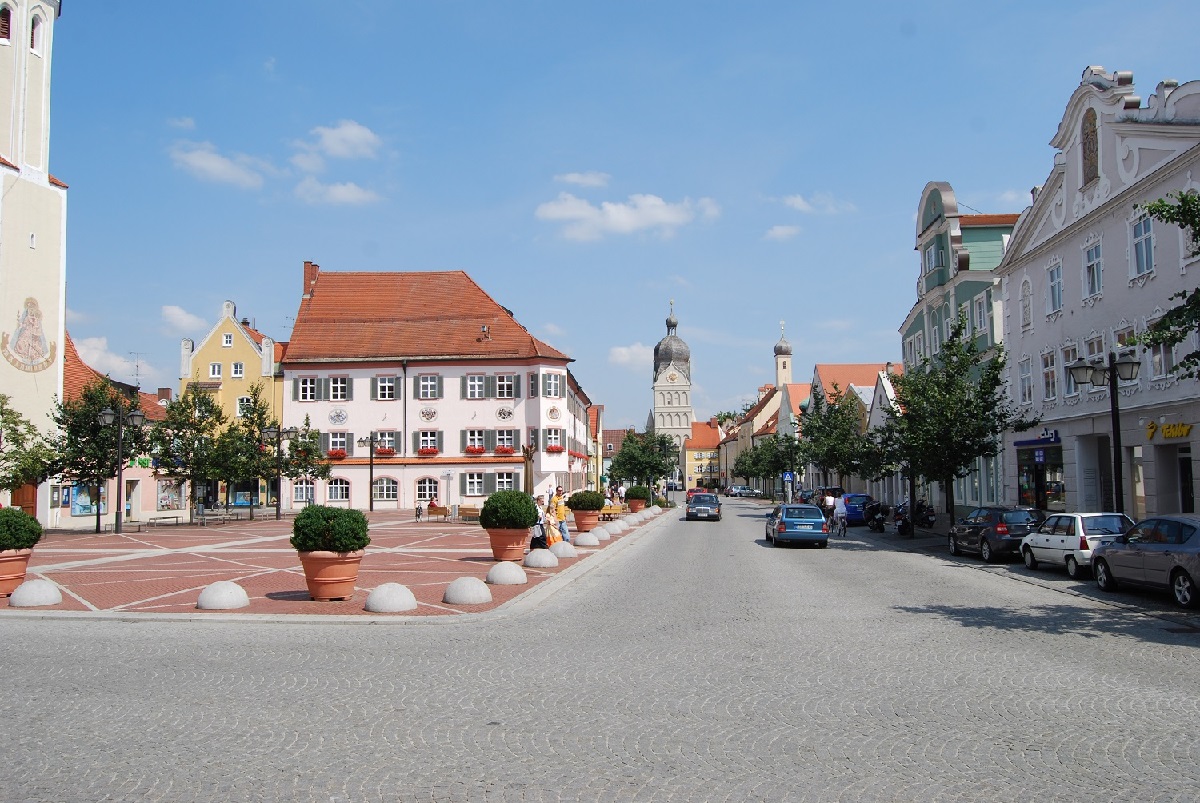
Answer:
765;504;829;548
843;494;872;525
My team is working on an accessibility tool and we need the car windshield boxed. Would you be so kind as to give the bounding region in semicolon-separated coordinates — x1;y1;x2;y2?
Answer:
1003;510;1038;524
783;506;822;519
1083;515;1133;535
691;495;718;505
846;495;869;505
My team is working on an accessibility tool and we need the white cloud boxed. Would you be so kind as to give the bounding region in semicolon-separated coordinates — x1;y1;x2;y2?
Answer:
783;192;857;215
294;176;382;205
535;192;719;241
290;151;325;173
264;57;277;74
161;305;208;335
169;141;264;189
65;307;91;325
997;189;1026;206
309;120;381;159
75;336;159;383
764;224;801;241
608;342;653;371
543;322;565;337
554;171;611;188
167;116;196;130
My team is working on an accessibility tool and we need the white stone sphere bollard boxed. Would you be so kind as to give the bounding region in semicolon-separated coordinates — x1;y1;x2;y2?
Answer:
365;582;418;612
196;580;250;610
8;578;62;607
442;576;492;605
608;519;628;533
550;541;577;558
591;525;611;541
572;531;600;547
524;548;559;568
486;561;528;585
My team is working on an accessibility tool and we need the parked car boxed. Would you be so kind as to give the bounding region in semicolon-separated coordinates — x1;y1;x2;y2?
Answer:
1092;514;1200;608
765;503;828;548
726;485;757;497
843;493;872;525
1019;512;1134;578
685;493;722;522
948;506;1041;562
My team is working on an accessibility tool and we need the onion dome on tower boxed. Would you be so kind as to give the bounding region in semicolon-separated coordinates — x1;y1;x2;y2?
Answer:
653;301;691;380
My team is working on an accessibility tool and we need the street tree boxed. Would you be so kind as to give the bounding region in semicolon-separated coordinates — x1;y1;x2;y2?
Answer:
0;393;56;493
284;415;331;499
881;316;1039;514
51;378;147;533
211;383;275;519
146;383;227;523
800;383;871;489
609;430;675;488
1134;190;1200;377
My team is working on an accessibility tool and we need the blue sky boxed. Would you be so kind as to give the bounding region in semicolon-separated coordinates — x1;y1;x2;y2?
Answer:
52;1;1200;428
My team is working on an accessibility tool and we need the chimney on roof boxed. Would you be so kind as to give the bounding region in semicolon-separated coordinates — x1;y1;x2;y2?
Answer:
240;317;250;327
1031;185;1040;204
303;261;320;298
157;387;172;402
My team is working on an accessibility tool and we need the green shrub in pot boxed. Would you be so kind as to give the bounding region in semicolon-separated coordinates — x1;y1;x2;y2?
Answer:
479;490;539;530
0;508;42;551
289;505;371;553
565;490;606;511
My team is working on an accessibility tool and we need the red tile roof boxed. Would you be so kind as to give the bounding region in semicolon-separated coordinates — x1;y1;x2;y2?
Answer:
960;214;1019;227
286;267;570;364
684;419;722;450
63;332;167;421
814;364;890;401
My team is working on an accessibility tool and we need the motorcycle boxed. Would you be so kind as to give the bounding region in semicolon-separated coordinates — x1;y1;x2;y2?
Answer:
893;501;912;536
864;500;888;533
913;499;936;529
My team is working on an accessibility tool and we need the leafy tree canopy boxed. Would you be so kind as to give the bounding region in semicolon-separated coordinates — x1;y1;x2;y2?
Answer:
0;393;55;491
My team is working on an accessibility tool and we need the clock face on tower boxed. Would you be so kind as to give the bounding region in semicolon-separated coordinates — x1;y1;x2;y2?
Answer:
668;372;678;382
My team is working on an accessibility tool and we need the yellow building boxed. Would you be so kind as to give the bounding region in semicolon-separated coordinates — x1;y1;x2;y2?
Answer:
179;300;285;423
684;417;724;490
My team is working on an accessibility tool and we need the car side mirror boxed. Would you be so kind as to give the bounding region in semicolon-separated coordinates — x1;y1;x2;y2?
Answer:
957;517;967;525
1116;534;1130;544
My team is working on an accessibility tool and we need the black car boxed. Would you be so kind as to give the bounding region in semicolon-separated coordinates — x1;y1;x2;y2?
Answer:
949;506;1041;562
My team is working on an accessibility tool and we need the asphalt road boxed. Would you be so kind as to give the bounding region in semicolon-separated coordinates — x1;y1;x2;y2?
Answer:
4;498;1198;802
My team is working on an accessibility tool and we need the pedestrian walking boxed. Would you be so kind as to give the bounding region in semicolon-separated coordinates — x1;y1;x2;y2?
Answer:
551;485;570;543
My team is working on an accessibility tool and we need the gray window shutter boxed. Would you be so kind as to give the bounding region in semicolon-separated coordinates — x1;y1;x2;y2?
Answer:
542;374;551;397
370;378;378;400
514;473;522;492
318;378;331;401
528;373;538;397
346;434;355;457
460;376;468;399
412;375;420;399
514;376;521;398
436;431;444;451
292;378;299;401
542;429;549;449
320;433;330;452
412;431;420;452
345;380;353;401
484;430;497;450
484;473;497;494
435;375;444;398
514;429;521;449
484;375;496;398
460;430;467;451
459;473;467;496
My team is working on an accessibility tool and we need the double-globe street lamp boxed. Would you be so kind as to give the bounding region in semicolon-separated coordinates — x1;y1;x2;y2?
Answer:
262;425;298;520
98;403;146;534
1068;350;1141;514
357;433;381;511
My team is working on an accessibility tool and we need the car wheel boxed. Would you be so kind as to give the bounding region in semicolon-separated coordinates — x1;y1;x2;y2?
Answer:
819;541;828;549
948;535;960;556
772;536;783;548
1094;559;1118;592
1171;570;1198;609
1022;547;1038;570
765;531;772;544
1066;556;1084;579
980;539;993;563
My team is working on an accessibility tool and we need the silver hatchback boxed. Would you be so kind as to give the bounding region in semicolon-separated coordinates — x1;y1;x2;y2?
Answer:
1092;514;1200;608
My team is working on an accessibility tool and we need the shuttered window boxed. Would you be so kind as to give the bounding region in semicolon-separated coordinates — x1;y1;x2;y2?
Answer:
1;9;11;41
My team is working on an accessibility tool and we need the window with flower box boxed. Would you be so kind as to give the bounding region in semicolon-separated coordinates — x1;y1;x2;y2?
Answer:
496;429;517;451
376;431;396;451
415;430;442;455
463;429;486;454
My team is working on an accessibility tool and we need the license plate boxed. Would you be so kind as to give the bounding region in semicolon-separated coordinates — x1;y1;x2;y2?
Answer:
795;523;812;530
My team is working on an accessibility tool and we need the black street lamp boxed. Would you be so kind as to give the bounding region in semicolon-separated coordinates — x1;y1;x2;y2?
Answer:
98;403;146;534
357;433;380;512
1068;350;1141;514
262;425;298;520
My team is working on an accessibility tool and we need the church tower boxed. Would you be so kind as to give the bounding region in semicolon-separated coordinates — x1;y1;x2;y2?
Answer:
774;321;792;388
650;302;694;453
0;1;67;513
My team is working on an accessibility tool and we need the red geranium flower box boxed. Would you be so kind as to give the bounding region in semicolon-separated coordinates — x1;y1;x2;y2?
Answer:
494;445;515;455
465;445;486;455
417;447;439;457
375;447;395;456
545;445;565;453
327;448;347;459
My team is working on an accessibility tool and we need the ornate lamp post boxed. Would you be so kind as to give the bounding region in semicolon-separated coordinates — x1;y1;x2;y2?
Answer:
262;425;298;520
356;433;380;512
1068;351;1141;514
98;403;146;534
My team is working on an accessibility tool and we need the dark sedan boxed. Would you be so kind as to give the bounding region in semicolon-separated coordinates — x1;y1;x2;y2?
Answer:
685;493;722;521
948;506;1041;562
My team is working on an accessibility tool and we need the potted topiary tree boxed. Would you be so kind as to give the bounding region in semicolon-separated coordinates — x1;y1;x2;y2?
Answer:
625;485;652;513
290;505;371;601
566;490;606;532
0;507;43;597
479;490;538;561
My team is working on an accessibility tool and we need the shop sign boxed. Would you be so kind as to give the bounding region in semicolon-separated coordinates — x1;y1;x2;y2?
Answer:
1147;421;1193;440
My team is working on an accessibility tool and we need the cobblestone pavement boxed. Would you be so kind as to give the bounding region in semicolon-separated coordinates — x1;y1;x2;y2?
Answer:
4;499;1198;801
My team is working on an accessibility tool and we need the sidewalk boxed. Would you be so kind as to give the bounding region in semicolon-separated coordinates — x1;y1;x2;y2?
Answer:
1;510;663;620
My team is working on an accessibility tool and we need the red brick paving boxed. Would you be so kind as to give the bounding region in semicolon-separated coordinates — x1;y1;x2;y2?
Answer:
5;513;642;617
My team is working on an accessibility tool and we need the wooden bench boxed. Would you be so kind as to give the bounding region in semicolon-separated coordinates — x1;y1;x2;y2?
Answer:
600;504;626;521
457;505;481;523
425;505;450;522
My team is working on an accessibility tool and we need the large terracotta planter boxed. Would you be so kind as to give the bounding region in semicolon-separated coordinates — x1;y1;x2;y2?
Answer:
628;499;647;513
572;510;601;532
297;550;365;601
0;549;33;597
485;528;529;561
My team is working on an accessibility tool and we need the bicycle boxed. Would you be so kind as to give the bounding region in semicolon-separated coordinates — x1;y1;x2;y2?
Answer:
834;513;847;538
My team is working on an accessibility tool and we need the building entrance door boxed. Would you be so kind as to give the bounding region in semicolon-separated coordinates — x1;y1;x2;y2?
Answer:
10;483;37;516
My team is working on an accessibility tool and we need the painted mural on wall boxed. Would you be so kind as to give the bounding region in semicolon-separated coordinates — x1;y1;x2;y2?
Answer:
1;297;57;373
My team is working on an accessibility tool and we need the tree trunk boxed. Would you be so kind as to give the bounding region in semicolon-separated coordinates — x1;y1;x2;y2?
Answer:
943;477;955;519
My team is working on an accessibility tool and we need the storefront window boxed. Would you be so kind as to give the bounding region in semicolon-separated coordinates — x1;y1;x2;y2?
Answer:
1017;445;1065;512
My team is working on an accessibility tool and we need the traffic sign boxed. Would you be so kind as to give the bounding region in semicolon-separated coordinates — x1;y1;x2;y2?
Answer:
782;471;794;482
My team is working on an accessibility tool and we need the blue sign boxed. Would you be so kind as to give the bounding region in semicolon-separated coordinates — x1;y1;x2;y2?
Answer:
782;471;794;482
1034;449;1045;464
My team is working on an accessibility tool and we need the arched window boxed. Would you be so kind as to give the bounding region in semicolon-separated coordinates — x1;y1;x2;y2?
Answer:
1081;108;1098;186
327;478;350;501
416;477;438;502
373;477;398;501
1;7;12;41
29;14;40;52
1020;281;1032;329
293;479;314;504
